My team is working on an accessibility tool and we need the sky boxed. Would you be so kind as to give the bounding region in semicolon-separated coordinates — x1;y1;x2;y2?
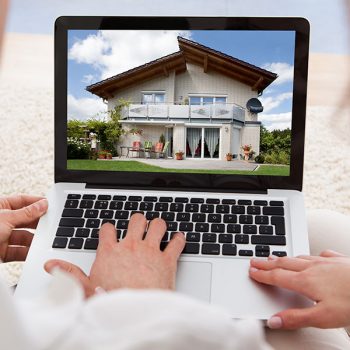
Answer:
68;29;295;130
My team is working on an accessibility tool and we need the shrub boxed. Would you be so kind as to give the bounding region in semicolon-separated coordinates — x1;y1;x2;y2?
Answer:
255;154;265;164
67;138;90;159
264;150;290;165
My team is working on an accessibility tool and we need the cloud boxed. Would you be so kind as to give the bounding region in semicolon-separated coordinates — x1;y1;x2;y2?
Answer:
67;94;107;120
263;62;294;85
82;74;95;84
260;92;293;113
259;112;292;131
69;30;192;81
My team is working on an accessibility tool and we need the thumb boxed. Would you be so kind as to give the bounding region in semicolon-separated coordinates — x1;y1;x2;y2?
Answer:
44;259;94;298
267;305;323;329
320;249;346;258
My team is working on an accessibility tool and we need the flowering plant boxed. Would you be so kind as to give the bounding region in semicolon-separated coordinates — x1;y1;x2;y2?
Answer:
242;144;252;152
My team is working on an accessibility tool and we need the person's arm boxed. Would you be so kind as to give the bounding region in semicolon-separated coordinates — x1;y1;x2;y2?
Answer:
249;250;350;329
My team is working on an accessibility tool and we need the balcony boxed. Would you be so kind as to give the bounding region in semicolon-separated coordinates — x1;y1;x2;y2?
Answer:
121;103;246;123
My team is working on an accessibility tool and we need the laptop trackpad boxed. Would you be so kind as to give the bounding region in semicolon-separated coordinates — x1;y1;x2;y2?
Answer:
176;261;212;302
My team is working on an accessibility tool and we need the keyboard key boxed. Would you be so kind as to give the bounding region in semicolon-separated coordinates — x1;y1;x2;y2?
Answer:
202;243;220;255
142;196;156;202
271;216;286;235
62;209;84;218
238;200;252;205
255;216;269;225
202;233;217;243
239;215;253;224
222;199;236;205
113;195;126;201
231;206;245;214
186;232;200;242
98;195;111;200
239;249;253;256
161;232;168;241
190;198;204;204
251;236;286;245
160;242;168;251
272;251;287;257
192;213;206;222
206;198;220;204
67;194;81;200
155;203;168;211
159;197;173;203
270;201;284;206
179;222;193;231
79;200;93;209
161;212;175;221
235;234;249;244
185;204;199;213
83;194;96;200
195;223;209;232
175;197;189;203
208;214;222;223
140;202;154;211
86;219;100;228
100;210;114;219
247;206;261;215
68;238;84;249
223;214;237;223
115;211;129;219
91;229;99;238
52;237;68;248
84;238;99;250
94;201;109;210
146;212;160;220
259;225;274;235
75;228;90;237
129;196;142;201
216;205;229;214
254;200;268;206
222;244;237;255
116;220;129;229
243;225;257;234
109;201;123;210
56;227;74;237
255;245;270;257
211;224;225;233
183;243;200;254
167;222;178;231
219;234;233;243
201;204;214;213
84;210;98;218
170;203;184;212
125;202;138;210
59;218;84;227
102;219;116;226
263;206;284;216
65;199;79;209
227;224;241;233
176;213;190;222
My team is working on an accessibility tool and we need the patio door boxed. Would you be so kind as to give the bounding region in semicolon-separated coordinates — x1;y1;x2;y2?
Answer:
186;127;220;159
165;127;173;158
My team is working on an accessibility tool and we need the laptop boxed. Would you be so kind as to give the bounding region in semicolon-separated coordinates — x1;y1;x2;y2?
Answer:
16;16;312;319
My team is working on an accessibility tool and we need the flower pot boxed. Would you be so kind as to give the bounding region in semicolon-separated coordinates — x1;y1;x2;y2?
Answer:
244;150;249;161
176;154;183;160
98;154;106;159
226;155;232;161
106;154;112;159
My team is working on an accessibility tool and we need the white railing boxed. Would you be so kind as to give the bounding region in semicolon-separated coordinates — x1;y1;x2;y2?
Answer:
122;103;245;123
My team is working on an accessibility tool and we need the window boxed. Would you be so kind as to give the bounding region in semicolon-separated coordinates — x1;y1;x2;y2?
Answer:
189;96;227;105
142;92;165;104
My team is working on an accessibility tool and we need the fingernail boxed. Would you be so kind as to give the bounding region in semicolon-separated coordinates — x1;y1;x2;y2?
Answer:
249;267;259;273
267;316;282;329
34;199;48;212
94;286;106;295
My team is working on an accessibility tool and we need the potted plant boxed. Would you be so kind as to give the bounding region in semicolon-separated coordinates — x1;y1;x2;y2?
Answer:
226;153;233;161
175;151;184;160
241;144;252;161
98;150;107;159
106;152;113;160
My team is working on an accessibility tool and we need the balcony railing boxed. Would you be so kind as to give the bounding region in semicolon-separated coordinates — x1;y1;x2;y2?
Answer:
121;103;246;123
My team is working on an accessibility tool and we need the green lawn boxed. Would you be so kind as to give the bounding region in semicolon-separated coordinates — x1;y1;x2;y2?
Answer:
67;159;290;176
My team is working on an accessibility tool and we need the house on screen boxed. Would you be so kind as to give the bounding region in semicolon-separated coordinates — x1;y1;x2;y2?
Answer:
86;37;277;160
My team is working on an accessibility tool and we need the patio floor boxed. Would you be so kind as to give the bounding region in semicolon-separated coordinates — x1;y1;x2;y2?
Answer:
115;157;258;171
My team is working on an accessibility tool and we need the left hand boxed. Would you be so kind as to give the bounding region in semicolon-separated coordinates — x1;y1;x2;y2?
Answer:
0;194;48;262
249;250;350;330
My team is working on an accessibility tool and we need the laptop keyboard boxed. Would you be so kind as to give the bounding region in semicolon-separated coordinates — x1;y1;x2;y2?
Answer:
52;193;288;258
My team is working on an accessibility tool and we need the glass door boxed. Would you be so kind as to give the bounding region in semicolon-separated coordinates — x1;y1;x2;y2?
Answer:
204;128;220;158
186;128;201;158
165;127;173;158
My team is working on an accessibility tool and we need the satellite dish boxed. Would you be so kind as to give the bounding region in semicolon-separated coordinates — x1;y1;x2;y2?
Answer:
246;98;264;114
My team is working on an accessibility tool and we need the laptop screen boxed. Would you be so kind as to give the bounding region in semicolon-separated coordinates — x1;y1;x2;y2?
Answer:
66;29;295;177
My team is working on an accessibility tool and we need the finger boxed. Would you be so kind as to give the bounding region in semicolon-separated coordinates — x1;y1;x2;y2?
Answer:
296;255;324;261
3;199;48;229
8;230;33;247
1;194;45;210
4;246;29;262
124;213;147;241
97;223;117;250
44;259;94;298
267;305;323;330
320;249;346;258
164;232;186;261
145;218;167;246
250;256;311;272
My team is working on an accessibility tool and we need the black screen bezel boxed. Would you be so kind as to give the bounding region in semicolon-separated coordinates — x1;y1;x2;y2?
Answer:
55;16;309;192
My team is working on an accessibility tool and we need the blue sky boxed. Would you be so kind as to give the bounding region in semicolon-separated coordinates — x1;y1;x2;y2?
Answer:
68;29;295;129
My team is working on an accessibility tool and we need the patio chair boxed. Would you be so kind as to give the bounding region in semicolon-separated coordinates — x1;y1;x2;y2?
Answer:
128;141;142;158
152;141;169;158
143;140;153;158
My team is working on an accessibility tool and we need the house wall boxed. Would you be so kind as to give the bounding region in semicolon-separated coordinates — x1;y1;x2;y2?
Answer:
220;126;231;160
173;125;186;156
231;127;242;157
241;125;260;155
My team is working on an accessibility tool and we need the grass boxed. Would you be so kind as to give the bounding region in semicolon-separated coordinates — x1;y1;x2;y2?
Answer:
67;159;290;176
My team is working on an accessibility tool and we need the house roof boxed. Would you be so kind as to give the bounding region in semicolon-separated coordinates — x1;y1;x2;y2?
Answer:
86;36;277;99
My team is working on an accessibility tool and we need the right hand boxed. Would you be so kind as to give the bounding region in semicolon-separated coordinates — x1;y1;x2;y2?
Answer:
44;214;186;297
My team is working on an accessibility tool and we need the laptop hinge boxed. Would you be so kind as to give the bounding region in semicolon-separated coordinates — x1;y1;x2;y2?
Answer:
85;183;268;195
